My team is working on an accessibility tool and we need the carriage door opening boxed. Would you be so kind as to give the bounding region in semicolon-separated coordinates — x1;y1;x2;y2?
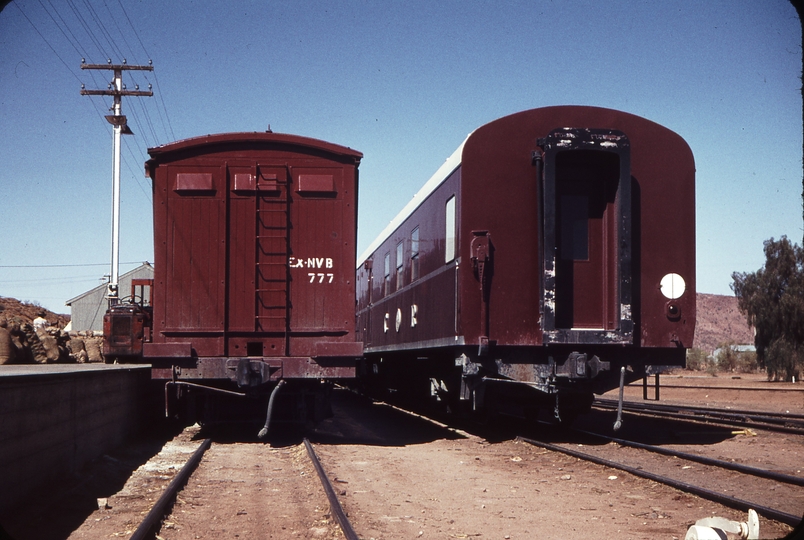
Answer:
539;128;633;344
556;150;618;329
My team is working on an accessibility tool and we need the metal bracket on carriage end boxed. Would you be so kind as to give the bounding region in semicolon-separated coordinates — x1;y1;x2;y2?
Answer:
613;366;626;431
588;355;610;378
478;336;490;357
231;358;273;387
458;354;480;377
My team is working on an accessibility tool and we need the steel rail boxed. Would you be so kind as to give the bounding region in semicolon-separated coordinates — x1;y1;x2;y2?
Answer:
571;427;804;487
130;438;212;540
593;400;804;435
626;383;804;393
517;436;802;528
596;398;804;424
303;438;359;540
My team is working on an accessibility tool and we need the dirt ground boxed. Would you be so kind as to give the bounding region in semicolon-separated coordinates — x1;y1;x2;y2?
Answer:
310;391;799;540
6;376;803;540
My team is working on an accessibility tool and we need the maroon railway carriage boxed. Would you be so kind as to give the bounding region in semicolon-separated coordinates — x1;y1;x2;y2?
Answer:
109;132;362;430
356;106;695;423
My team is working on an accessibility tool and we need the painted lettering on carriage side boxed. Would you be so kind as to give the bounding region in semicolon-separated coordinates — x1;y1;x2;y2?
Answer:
288;256;335;284
288;256;334;269
308;273;334;283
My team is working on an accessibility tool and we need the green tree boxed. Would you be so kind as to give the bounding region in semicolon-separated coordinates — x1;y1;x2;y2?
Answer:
731;236;804;382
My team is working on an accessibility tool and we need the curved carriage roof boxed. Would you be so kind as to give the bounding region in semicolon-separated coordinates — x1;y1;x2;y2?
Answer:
356;105;691;266
357;135;469;265
146;131;363;164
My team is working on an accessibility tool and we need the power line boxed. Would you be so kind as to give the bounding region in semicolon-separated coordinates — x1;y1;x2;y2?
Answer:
79;0;124;61
0;261;148;269
13;1;84;85
141;71;175;142
102;0;137;62
65;0;108;61
15;0;169;216
39;0;88;59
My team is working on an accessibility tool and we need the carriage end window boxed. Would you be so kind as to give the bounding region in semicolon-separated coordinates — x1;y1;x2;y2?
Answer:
411;227;420;282
445;196;456;262
396;242;404;290
383;252;391;296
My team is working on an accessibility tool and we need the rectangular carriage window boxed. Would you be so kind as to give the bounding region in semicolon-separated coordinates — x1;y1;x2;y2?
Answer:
445;196;456;263
396;242;404;291
411;227;420;282
384;252;391;296
560;195;589;260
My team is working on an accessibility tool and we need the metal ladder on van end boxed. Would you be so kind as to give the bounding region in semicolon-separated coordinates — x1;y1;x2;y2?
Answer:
254;170;291;345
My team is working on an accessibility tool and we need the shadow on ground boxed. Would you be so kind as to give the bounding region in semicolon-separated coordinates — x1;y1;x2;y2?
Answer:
197;388;468;448
0;422;183;540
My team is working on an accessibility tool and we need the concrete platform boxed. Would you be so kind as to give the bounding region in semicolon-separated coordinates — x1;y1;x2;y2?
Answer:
0;364;162;517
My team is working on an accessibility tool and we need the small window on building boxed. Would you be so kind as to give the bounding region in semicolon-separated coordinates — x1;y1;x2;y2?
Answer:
445;196;456;262
396;242;404;291
384;252;391;296
411;227;420;282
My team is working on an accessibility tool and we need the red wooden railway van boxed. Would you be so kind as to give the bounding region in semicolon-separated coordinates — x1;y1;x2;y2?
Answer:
144;132;362;386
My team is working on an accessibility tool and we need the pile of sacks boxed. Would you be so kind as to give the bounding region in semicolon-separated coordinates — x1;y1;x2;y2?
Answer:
0;316;104;365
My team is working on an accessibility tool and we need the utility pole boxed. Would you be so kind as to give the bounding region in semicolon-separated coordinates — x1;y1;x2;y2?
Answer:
81;59;153;306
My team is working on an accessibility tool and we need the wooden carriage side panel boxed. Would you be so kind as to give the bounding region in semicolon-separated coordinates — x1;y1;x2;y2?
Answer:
290;166;347;333
164;166;226;334
361;169;462;353
226;163;258;334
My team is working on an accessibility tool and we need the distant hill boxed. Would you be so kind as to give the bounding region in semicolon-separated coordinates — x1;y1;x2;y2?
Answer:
693;293;754;353
0;293;757;351
0;297;70;328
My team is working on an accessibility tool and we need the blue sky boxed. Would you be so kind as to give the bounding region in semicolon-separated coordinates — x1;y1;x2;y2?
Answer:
0;0;801;313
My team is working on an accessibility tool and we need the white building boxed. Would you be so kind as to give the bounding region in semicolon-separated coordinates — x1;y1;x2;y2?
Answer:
65;263;154;332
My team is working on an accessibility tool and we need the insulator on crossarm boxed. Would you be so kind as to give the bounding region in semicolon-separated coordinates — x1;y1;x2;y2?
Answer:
123;58;127;64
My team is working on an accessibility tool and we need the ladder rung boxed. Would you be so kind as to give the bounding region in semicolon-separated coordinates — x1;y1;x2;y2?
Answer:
256;197;288;329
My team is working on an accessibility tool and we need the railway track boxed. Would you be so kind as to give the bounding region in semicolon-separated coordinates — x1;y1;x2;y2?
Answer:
594;397;804;435
518;430;803;528
147;439;358;540
130;438;212;540
70;428;358;540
